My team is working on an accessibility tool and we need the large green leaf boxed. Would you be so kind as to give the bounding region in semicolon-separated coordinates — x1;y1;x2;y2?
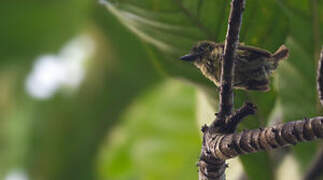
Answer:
274;0;323;171
101;0;288;85
98;80;200;180
277;0;323;57
274;37;319;172
275;38;317;122
275;1;323;121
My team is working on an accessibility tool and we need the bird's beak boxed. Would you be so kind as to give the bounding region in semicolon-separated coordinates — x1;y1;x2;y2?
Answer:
179;54;198;62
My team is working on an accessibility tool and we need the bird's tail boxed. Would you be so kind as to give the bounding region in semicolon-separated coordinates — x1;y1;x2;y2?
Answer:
272;45;289;61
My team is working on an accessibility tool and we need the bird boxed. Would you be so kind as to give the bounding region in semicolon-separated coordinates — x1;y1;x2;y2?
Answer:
179;41;289;91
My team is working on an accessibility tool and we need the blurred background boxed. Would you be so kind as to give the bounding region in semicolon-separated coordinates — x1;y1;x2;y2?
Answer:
0;0;322;180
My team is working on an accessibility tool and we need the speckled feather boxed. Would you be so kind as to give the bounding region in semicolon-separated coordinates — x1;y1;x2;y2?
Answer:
182;41;288;91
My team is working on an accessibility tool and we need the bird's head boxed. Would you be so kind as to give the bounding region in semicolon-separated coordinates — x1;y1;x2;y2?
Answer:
179;41;216;64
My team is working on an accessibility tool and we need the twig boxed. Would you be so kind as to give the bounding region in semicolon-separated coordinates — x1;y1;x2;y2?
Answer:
224;102;256;133
211;0;245;127
316;48;323;106
198;0;245;179
311;0;320;61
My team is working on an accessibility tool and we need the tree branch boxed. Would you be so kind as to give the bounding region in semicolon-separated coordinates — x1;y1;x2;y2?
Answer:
198;0;245;179
224;102;257;133
206;117;323;160
316;48;323;106
211;0;245;127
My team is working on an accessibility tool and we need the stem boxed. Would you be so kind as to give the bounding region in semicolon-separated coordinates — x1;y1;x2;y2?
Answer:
224;102;256;133
198;0;245;179
317;48;323;106
212;0;245;127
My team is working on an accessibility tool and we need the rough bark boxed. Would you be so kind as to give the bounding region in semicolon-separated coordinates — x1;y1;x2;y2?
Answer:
207;117;323;160
213;0;245;125
198;0;245;179
317;48;323;106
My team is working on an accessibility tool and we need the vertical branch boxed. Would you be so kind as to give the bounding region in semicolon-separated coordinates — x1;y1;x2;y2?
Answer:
198;0;246;179
311;0;320;61
212;0;245;126
316;48;323;106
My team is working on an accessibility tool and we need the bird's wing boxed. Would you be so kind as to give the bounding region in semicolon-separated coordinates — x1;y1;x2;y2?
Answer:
215;43;271;59
215;43;272;70
237;45;271;57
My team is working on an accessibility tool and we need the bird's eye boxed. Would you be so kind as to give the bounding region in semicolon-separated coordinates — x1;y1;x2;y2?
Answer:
199;44;207;51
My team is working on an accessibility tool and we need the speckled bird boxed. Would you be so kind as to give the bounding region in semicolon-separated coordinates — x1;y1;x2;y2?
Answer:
180;41;289;91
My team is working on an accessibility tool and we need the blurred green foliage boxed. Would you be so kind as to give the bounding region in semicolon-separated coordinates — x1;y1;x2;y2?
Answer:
0;0;322;180
98;80;200;180
0;0;92;65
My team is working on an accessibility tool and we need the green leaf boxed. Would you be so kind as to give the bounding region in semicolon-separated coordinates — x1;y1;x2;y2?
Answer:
277;0;323;57
274;37;318;171
274;0;323;171
275;37;317;121
101;0;289;85
98;80;200;180
240;153;274;180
